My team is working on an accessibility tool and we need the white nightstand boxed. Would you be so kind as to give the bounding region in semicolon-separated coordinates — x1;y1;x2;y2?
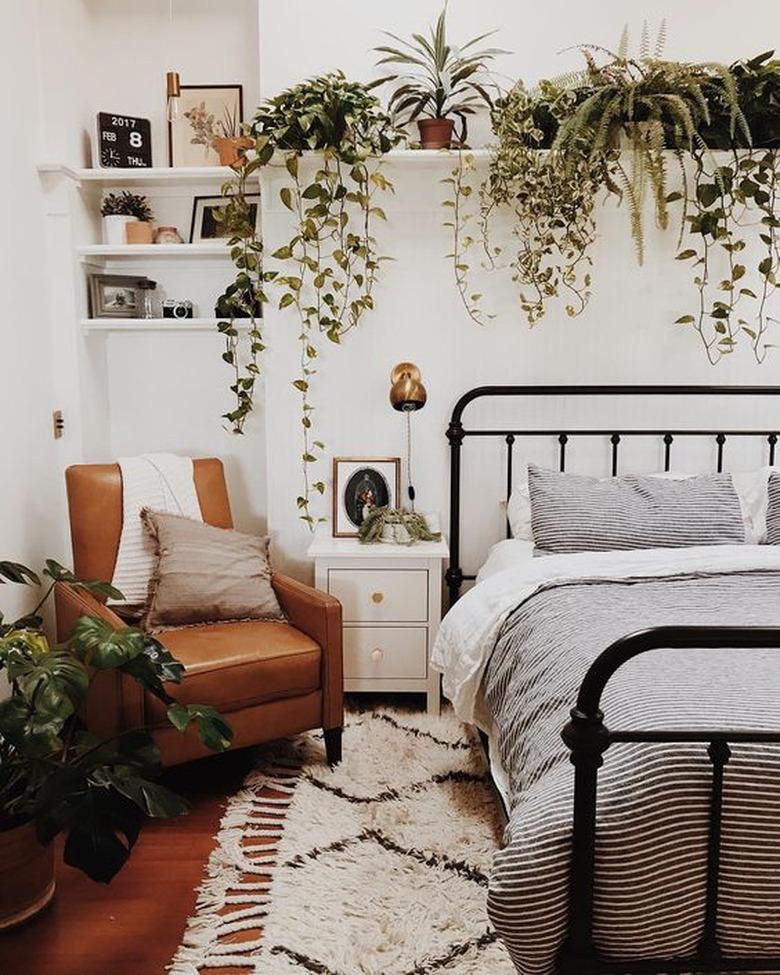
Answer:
308;535;449;715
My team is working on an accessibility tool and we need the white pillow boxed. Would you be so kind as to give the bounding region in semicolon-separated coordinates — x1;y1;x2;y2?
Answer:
507;464;778;545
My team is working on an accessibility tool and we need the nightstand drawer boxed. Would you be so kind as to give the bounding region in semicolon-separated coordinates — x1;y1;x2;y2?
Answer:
344;626;427;679
328;569;428;623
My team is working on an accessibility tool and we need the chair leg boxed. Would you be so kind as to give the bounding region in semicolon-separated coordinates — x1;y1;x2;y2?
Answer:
324;727;342;766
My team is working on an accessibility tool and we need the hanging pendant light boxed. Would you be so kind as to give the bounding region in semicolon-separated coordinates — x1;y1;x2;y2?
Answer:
165;2;181;124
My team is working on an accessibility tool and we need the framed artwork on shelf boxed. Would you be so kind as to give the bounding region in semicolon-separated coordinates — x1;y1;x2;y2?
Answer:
332;457;401;538
168;84;244;167
190;194;260;243
88;274;150;319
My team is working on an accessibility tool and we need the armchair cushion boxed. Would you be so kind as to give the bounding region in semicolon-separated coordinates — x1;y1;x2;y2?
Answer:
140;509;284;630
145;619;321;725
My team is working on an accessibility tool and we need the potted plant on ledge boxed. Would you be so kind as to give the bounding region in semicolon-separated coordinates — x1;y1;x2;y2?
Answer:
0;558;232;928
375;5;506;148
100;191;154;245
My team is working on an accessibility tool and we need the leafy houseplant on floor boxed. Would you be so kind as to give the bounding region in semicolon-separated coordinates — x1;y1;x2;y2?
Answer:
0;559;232;928
374;5;506;148
218;71;400;527
100;191;154;245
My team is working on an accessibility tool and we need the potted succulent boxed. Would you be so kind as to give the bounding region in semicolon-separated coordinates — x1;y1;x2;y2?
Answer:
358;507;442;546
184;101;252;167
375;5;506;148
0;558;232;928
100;191;154;245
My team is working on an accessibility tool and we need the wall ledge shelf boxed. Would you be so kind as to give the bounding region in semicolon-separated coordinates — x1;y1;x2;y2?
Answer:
80;317;234;333
78;242;230;260
38;164;234;185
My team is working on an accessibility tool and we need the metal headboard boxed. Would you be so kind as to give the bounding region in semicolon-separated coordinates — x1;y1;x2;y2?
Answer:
445;385;780;606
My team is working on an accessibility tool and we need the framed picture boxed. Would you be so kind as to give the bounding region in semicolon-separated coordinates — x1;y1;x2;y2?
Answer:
168;84;244;167
332;457;401;538
88;274;150;319
190;194;260;243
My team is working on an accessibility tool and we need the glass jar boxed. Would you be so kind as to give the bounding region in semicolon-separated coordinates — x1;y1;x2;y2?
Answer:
137;279;158;319
154;225;183;244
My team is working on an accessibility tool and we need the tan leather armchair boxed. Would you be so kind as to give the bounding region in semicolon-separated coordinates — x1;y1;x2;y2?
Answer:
55;458;343;766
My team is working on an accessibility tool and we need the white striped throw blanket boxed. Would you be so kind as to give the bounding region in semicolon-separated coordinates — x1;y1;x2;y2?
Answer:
433;546;780;974
110;453;202;610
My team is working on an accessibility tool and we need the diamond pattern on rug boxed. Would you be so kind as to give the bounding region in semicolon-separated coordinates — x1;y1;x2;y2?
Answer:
169;704;515;975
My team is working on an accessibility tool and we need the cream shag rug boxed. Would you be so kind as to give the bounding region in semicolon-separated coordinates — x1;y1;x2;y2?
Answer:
169;704;514;975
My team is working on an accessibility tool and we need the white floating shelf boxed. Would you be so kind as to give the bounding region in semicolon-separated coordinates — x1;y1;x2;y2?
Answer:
38;164;234;185
81;317;232;333
78;242;229;259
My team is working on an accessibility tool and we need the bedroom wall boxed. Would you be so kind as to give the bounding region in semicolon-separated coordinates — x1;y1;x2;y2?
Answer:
258;0;780;576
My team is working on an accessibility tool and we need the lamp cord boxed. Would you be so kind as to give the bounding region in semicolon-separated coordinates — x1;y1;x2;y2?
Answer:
405;409;415;511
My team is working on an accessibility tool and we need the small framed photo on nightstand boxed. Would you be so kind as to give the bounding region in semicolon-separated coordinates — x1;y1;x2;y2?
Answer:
332;457;400;537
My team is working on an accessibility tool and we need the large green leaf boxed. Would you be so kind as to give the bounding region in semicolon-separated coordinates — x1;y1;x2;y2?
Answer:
119;637;184;704
70;617;145;669
0;696;64;756
0;561;40;586
43;560;124;602
12;650;88;719
167;703;233;752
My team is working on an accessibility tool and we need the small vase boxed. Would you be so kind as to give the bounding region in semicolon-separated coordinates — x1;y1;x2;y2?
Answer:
417;118;455;150
394;523;412;545
125;220;154;244
154;225;183;245
102;214;133;245
381;524;396;543
216;136;253;167
0;821;55;930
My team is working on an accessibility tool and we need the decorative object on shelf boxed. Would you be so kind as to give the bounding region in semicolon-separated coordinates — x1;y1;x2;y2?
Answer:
162;299;194;320
389;362;427;510
332;457;401;538
165;70;181;123
444;27;780;362
0;558;231;920
126;220;154;245
358;506;442;545
374;5;506;148
100;191;153;245
190;193;259;243
88;273;152;319
217;72;401;531
137;279;159;319
153;225;184;244
96;112;152;168
169;84;243;167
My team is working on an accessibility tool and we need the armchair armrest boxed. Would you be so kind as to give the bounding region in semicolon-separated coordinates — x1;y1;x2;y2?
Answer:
272;574;343;730
54;582;145;738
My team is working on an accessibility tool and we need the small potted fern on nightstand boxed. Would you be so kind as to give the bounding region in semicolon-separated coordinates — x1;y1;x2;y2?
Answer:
358;507;442;545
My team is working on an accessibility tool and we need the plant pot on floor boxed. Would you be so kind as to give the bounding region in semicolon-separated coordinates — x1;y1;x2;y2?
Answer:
102;214;134;245
125;220;155;244
0;821;55;930
216;136;253;167
417;118;455;149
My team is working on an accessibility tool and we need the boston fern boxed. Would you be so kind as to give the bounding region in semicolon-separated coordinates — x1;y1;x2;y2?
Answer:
0;560;232;883
219;72;400;528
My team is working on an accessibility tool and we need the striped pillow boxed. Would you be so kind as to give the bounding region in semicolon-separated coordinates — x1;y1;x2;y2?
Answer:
766;473;780;545
528;463;746;554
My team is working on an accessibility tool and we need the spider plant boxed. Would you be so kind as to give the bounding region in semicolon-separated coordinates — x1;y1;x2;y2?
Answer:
374;4;507;145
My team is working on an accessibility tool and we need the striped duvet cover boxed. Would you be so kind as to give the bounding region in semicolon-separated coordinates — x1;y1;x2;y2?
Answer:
432;547;780;974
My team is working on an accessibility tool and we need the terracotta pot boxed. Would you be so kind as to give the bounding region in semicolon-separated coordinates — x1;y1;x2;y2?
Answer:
126;220;154;244
0;821;55;930
417;118;455;149
216;136;253;167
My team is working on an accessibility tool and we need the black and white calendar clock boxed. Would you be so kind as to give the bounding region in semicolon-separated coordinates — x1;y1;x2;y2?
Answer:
96;112;153;168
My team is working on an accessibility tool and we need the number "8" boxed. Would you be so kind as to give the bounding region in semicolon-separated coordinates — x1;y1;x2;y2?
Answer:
129;132;143;148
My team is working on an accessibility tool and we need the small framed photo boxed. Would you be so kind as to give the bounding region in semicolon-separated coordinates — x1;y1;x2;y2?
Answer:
88;274;149;319
190;194;260;243
332;457;401;537
169;84;244;167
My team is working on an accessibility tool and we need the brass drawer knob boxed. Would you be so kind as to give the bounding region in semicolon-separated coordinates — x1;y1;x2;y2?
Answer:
371;591;384;604
371;647;384;661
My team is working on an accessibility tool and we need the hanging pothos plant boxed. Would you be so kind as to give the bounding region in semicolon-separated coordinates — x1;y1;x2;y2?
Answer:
445;35;779;362
217;72;401;527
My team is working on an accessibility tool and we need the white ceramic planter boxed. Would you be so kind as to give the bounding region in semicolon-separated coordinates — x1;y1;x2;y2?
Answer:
102;214;134;245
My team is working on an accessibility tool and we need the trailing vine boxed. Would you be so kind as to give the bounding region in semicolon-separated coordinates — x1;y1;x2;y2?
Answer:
218;72;400;527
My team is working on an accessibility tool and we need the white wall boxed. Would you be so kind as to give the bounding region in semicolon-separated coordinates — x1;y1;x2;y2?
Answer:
0;1;65;628
258;1;780;577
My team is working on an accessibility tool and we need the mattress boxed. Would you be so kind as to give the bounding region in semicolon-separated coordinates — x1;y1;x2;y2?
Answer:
432;545;780;974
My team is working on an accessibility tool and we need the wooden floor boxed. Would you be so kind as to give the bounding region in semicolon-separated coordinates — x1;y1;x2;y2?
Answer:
0;748;256;975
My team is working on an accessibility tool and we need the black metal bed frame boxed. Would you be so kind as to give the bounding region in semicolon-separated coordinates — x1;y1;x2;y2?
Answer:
444;385;780;975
